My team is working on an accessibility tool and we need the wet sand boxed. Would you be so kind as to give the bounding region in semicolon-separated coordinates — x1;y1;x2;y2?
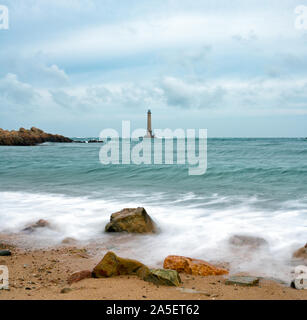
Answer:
0;238;306;300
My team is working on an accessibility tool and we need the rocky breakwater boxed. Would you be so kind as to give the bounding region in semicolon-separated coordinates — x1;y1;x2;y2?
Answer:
0;127;72;146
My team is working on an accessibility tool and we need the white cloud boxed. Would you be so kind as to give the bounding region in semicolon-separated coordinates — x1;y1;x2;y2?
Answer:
0;52;69;88
161;76;225;108
232;30;258;43
39;64;69;84
22;10;294;62
41;76;307;115
0;73;38;105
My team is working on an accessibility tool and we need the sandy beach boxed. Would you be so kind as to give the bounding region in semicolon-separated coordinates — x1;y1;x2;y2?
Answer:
1;236;306;301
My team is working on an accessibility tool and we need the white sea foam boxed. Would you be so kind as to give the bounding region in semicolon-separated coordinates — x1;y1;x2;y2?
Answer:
0;191;306;282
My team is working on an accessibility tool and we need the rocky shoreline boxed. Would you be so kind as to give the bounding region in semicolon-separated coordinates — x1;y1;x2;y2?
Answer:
0;127;72;146
0;240;306;300
0;127;104;146
0;207;306;299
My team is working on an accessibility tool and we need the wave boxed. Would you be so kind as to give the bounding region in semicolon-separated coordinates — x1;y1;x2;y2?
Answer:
0;190;306;282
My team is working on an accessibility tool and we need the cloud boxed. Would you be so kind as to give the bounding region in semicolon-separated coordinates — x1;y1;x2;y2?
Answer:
48;75;307;115
21;9;291;65
50;82;164;112
0;52;69;87
232;30;258;43
161;76;225;108
0;73;38;105
39;64;69;85
1;0;307;136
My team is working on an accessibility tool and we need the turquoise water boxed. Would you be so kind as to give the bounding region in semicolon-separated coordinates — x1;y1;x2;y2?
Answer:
1;138;306;206
0;138;306;280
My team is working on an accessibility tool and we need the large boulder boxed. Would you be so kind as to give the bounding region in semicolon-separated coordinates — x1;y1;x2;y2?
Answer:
105;207;156;233
293;243;307;260
163;255;229;276
92;251;145;278
229;235;268;248
137;266;181;287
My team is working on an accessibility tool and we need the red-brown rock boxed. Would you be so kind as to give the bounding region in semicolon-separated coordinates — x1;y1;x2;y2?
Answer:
67;270;92;284
163;255;229;276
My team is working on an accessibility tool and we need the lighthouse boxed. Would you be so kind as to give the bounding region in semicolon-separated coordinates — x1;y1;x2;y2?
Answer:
145;110;154;138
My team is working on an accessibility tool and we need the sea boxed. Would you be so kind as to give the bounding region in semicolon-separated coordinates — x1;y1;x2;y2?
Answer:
0;138;306;282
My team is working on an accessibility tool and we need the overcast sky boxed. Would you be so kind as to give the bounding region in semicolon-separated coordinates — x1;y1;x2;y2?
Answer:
0;0;307;137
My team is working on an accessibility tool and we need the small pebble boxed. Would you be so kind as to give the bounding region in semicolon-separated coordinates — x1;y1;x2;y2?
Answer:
61;288;72;294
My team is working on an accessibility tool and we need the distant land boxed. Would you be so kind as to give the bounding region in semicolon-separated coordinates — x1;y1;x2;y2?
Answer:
0;127;105;146
0;127;73;146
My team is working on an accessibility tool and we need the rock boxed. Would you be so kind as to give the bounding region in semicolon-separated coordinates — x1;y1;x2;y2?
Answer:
61;237;77;245
61;288;72;294
72;140;103;144
23;219;50;233
0;127;72;146
163;255;229;276
87;140;103;143
67;270;92;284
225;276;260;287
293;243;307;260
229;235;268;248
105;207;156;233
0;242;15;250
177;287;211;296
147;269;181;287
92;251;181;287
137;266;181;287
92;251;145;278
0;250;11;256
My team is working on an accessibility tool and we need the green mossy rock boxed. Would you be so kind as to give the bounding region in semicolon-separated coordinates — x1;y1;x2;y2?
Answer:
92;251;145;278
138;266;181;287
